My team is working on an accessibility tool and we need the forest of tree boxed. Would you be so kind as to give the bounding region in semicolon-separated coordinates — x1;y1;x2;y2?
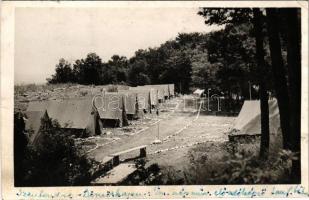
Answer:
47;21;274;98
198;8;301;181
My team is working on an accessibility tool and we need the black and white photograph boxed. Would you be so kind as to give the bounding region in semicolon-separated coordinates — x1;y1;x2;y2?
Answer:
2;1;307;192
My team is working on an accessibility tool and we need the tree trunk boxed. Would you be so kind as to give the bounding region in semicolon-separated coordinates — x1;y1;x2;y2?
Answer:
266;8;291;149
281;8;301;182
253;8;270;158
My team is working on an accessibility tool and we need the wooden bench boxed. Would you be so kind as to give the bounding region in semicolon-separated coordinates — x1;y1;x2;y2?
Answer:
110;145;147;166
91;163;137;185
90;156;114;180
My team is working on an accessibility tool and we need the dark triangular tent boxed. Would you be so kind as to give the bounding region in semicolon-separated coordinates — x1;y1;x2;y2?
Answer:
26;97;99;136
93;93;129;127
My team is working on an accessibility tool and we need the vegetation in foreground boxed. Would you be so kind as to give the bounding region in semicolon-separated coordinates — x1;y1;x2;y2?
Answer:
157;140;298;185
14;112;94;186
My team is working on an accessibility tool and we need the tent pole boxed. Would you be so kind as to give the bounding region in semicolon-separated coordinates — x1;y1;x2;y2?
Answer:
157;122;160;139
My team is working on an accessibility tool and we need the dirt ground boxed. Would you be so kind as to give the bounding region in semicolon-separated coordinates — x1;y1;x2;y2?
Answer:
85;96;236;182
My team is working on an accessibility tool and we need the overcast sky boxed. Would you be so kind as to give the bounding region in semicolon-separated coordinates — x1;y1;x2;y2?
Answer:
15;7;222;84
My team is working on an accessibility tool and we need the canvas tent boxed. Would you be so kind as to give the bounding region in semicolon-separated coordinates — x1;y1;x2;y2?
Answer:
130;86;159;107
25;110;47;144
156;87;164;102
128;88;152;111
163;84;170;98
135;90;152;112
147;88;159;106
231;100;281;137
193;89;205;97
93;93;128;127
116;90;142;119
151;84;170;98
142;85;165;102
26;97;99;136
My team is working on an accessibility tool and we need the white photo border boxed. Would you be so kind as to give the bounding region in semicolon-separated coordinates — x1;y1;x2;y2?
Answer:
1;1;308;199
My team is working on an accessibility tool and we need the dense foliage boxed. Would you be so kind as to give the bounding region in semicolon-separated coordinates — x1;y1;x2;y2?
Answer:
182;143;297;185
47;25;273;97
198;7;301;180
14;112;93;186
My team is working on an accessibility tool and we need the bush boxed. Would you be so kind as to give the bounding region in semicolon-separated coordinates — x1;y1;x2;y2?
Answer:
14;84;38;95
121;159;164;185
182;141;298;184
14;112;94;186
208;150;296;184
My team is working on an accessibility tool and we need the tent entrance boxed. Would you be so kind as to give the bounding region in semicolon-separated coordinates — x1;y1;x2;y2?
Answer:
127;114;137;120
99;119;121;128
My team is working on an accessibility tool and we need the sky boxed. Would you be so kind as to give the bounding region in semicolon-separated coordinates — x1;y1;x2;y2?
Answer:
15;7;222;84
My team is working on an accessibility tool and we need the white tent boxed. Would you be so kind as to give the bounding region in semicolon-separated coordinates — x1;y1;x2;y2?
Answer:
231;100;281;136
193;89;205;97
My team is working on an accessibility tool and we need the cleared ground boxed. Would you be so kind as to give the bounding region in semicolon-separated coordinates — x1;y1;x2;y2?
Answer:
86;97;236;179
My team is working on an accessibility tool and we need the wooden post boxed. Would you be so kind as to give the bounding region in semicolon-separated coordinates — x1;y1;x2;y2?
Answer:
113;156;120;166
140;147;146;158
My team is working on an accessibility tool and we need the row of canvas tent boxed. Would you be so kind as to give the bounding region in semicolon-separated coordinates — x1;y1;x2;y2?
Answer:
25;84;175;144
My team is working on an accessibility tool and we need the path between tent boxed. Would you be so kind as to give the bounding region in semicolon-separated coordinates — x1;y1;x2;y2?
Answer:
87;96;236;181
85;99;182;154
